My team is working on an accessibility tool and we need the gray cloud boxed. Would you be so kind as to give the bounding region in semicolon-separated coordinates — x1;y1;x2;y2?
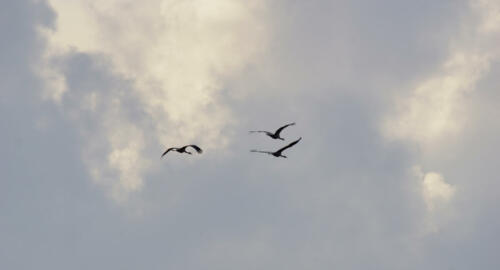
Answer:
2;0;500;269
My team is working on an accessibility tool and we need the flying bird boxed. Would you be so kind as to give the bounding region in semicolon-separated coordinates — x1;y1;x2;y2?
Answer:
251;137;302;158
161;145;203;158
249;122;296;140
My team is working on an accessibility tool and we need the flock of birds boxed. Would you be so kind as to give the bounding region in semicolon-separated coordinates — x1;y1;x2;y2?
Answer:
161;122;301;159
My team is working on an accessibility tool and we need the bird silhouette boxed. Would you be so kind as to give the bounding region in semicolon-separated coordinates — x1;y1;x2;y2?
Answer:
161;145;203;158
251;137;302;158
249;122;295;140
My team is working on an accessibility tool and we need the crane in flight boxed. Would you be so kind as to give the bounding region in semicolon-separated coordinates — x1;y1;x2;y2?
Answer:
161;144;203;158
249;122;295;140
251;137;302;158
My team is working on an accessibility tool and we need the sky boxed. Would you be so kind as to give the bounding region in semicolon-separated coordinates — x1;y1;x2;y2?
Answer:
1;0;500;269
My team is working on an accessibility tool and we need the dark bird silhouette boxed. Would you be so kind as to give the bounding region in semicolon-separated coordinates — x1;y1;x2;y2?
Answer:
249;122;296;140
161;145;203;158
251;137;302;158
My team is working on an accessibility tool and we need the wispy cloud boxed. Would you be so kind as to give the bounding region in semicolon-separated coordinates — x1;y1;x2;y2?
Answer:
383;0;500;149
37;0;270;202
382;0;500;237
412;166;456;234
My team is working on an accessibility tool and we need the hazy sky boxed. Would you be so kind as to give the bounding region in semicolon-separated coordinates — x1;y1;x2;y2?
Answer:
2;0;500;269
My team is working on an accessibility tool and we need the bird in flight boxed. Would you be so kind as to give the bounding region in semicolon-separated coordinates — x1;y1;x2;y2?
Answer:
161;145;203;158
251;137;302;158
249;122;296;140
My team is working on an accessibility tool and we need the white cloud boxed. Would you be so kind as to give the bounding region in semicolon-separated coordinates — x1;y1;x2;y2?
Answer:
383;52;489;146
412;167;456;234
383;0;500;149
382;1;499;235
474;0;500;34
37;0;270;202
421;172;455;211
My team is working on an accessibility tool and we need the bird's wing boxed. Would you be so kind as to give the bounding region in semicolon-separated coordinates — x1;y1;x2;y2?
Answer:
275;137;301;155
187;144;203;154
161;147;176;158
274;122;296;136
250;150;273;155
249;130;270;134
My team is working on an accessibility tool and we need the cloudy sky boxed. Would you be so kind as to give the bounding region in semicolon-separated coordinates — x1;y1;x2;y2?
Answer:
2;0;500;269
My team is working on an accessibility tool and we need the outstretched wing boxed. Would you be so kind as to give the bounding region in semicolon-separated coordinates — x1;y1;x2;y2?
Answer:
187;144;203;154
161;147;176;158
275;137;301;155
249;130;271;134
274;122;295;136
250;150;273;155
